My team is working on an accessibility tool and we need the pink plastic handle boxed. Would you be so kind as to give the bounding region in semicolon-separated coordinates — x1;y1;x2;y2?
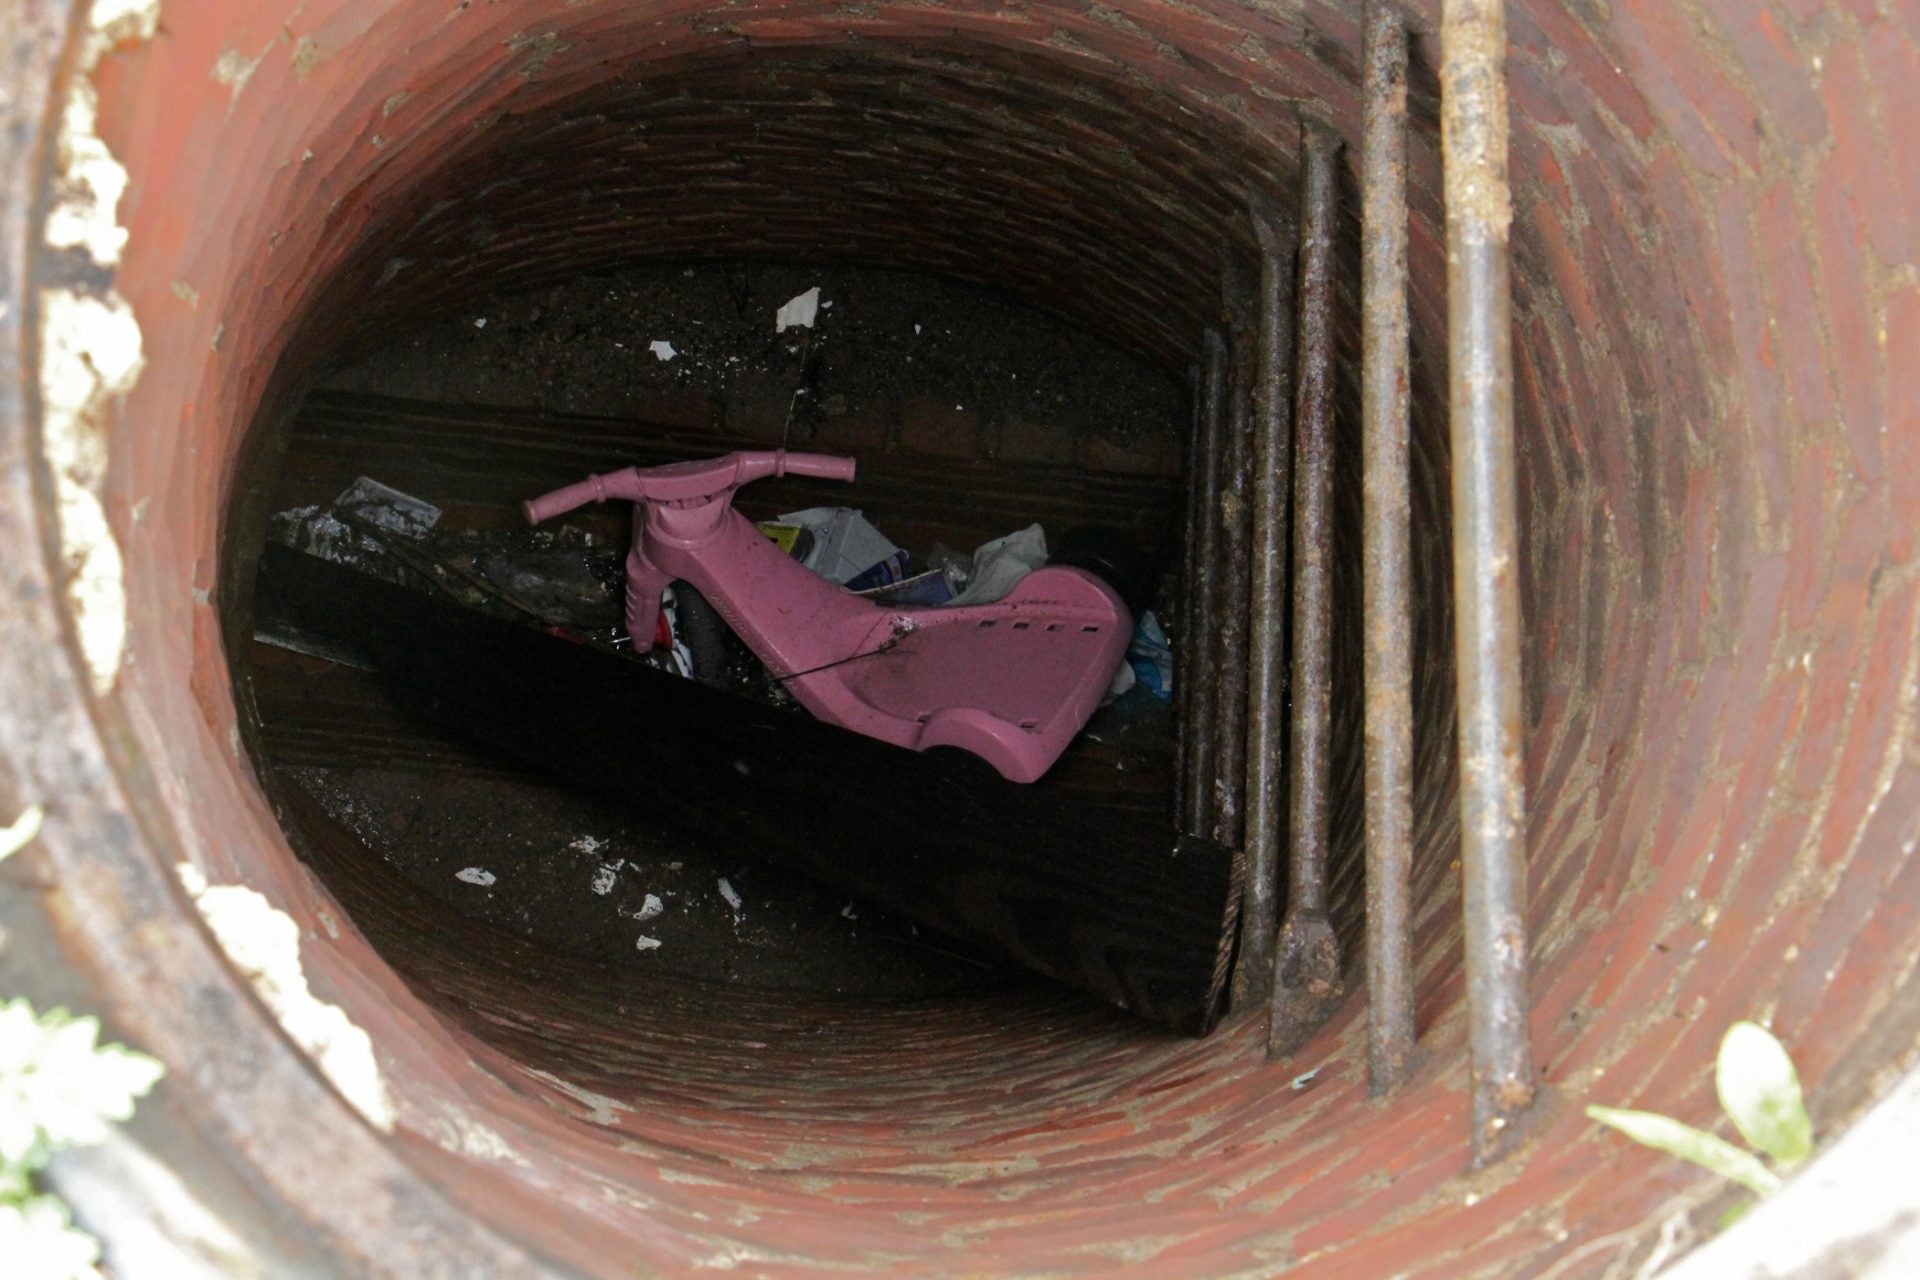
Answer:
776;452;857;483
524;471;623;525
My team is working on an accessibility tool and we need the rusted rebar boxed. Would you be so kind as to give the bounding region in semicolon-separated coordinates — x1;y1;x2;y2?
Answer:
1361;0;1419;1096
1174;362;1203;829
1231;190;1297;1011
1268;120;1345;1059
1211;261;1258;851
1180;329;1230;835
1443;0;1535;1163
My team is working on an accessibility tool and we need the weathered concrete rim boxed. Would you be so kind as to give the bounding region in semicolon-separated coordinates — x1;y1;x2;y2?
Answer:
1658;1060;1920;1280
0;4;563;1274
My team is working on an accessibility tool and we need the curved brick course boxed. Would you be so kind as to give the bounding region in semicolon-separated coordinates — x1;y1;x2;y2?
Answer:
35;0;1920;1274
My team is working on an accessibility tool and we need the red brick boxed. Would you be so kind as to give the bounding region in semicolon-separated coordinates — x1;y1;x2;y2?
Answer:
1615;0;1760;172
1083;431;1180;477
1784;439;1836;633
807;398;892;451
1815;588;1920;867
897;397;981;458
997;415;1077;466
1646;150;1734;373
1819;38;1912;267
1513;2;1659;144
1812;179;1884;480
1886;287;1920;561
1713;184;1788;465
624;388;717;433
1710;3;1829;147
1757;180;1837;431
1776;767;1920;1036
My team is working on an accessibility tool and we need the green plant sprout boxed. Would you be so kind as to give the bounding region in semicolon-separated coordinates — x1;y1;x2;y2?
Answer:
1588;1020;1813;1220
0;806;165;1280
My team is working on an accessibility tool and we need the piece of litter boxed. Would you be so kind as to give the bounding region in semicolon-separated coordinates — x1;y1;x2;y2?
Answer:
841;902;858;920
913;323;922;335
775;287;821;333
635;893;664;922
949;523;1048;606
635;936;662;952
717;878;743;913
649;340;677;362
474;317;487;328
334;476;442;539
590;861;625;895
1290;1068;1321;1090
456;867;496;887
774;507;904;586
568;835;607;855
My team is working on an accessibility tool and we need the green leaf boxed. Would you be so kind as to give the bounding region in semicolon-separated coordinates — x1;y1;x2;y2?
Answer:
1586;1105;1784;1196
1717;1021;1813;1167
0;1155;32;1204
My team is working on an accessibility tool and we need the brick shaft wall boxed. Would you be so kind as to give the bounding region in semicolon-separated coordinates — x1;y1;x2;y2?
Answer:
63;0;1920;1275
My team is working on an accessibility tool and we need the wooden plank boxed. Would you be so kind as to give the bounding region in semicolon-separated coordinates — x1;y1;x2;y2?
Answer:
280;391;1181;554
261;546;1241;1033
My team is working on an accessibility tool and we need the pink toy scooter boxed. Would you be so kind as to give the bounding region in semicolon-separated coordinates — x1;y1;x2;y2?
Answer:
525;450;1130;783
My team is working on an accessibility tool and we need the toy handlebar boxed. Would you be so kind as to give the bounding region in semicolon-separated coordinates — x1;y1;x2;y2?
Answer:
523;474;616;525
778;452;859;483
523;450;855;525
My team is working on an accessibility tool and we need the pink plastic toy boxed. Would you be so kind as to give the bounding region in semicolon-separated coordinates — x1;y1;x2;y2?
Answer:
525;450;1130;783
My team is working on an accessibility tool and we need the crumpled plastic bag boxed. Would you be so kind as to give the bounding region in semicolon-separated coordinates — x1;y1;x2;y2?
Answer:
949;523;1048;605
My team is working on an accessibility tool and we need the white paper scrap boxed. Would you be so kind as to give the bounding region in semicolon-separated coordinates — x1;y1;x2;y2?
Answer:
775;287;821;333
649;340;677;362
636;893;665;922
635;935;662;952
590;861;625;895
456;867;496;887
949;523;1048;606
717;878;743;913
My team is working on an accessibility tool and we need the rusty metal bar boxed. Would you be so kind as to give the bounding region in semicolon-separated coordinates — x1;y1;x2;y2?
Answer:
1211;263;1258;851
1174;362;1203;829
1443;0;1535;1162
1361;0;1419;1096
1180;329;1230;835
1268;120;1344;1058
1231;191;1297;1011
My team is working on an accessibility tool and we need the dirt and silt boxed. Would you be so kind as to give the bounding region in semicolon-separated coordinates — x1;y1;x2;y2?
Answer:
256;258;1188;1004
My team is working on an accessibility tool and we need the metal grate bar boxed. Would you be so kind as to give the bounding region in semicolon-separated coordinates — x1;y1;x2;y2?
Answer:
1231;192;1298;1011
1442;0;1536;1163
1180;329;1231;836
1211;261;1259;851
1268;120;1345;1058
1361;0;1420;1097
